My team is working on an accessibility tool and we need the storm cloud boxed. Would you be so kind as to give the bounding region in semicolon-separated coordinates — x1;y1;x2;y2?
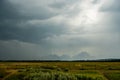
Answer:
0;0;120;60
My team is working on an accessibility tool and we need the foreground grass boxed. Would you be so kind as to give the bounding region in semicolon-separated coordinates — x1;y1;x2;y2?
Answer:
0;62;120;80
103;71;120;80
6;70;105;80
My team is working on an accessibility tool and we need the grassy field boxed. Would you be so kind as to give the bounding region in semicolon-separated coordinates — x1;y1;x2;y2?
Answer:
0;62;120;80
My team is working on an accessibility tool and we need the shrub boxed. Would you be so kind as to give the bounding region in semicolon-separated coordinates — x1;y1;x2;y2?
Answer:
63;68;69;72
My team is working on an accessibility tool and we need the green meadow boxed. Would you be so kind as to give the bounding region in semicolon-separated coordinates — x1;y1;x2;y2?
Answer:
0;62;120;80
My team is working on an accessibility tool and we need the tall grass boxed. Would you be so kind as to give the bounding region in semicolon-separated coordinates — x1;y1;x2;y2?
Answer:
24;71;104;80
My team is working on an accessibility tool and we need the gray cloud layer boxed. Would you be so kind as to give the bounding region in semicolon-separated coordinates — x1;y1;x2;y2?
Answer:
0;0;120;60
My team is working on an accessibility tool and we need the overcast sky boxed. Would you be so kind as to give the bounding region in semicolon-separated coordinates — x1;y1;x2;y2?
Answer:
0;0;120;60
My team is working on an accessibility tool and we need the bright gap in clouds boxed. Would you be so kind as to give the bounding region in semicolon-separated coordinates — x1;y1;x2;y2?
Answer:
67;0;101;34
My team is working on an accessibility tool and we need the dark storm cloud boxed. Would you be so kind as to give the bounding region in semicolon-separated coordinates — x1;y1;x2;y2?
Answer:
0;21;67;43
100;0;120;12
0;0;72;44
0;0;58;21
0;0;81;43
0;0;20;20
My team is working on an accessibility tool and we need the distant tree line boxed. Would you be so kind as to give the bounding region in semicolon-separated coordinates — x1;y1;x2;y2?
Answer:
0;59;120;62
